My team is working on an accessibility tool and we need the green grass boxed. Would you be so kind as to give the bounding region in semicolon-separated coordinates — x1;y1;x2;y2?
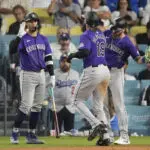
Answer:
0;136;149;149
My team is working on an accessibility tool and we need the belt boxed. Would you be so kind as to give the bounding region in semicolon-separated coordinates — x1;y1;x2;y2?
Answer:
23;69;44;72
92;64;107;67
108;67;122;70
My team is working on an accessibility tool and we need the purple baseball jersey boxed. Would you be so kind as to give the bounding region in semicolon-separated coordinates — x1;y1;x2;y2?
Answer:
18;33;52;71
79;29;107;68
104;30;140;68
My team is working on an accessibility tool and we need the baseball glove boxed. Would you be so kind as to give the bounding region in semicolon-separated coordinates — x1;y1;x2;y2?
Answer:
145;46;150;63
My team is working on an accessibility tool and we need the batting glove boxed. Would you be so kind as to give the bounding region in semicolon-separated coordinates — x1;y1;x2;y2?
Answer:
47;75;55;88
17;22;26;38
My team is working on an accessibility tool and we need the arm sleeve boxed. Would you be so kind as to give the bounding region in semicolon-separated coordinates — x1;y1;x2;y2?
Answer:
44;37;54;76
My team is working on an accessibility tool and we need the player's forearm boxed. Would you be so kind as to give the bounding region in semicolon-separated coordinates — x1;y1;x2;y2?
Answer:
70;49;90;59
47;1;55;15
135;56;145;64
0;8;12;14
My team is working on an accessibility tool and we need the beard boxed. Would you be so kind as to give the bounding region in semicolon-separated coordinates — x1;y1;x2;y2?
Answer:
61;65;70;72
29;26;37;33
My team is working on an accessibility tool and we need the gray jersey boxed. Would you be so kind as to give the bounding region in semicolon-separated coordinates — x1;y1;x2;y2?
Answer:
51;68;79;113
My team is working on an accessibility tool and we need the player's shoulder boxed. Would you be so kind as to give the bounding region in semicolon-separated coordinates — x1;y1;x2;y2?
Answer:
104;29;112;36
37;33;48;41
123;35;134;45
70;69;79;76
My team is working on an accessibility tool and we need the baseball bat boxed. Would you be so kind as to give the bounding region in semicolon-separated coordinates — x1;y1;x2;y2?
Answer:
48;88;60;138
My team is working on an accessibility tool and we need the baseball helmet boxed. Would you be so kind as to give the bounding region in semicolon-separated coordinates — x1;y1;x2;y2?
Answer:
86;12;103;27
24;12;41;30
111;17;127;33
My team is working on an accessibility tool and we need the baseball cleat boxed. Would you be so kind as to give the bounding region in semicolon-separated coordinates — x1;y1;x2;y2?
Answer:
26;132;45;144
88;123;107;141
114;137;130;145
10;131;19;144
96;138;111;146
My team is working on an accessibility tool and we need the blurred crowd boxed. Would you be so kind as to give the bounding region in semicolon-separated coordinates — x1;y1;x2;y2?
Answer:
1;0;150;34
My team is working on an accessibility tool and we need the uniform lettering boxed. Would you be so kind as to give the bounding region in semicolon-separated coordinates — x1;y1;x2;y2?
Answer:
56;79;78;88
106;43;124;56
26;44;45;53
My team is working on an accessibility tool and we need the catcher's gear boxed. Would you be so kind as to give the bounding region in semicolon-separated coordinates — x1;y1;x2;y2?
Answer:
24;12;41;30
86;12;103;27
145;46;150;63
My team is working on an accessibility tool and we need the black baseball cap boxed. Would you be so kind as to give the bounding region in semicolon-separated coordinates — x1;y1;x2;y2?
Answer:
111;17;127;33
59;33;70;41
24;12;39;22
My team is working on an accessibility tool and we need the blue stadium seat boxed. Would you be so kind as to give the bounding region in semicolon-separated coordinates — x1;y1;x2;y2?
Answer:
124;80;140;105
126;105;150;135
126;58;146;76
138;44;147;52
140;80;150;89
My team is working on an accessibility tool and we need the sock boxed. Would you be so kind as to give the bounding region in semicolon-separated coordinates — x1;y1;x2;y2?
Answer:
29;112;40;130
14;110;26;128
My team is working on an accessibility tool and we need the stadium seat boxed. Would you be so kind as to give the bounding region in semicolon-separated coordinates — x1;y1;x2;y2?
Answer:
31;8;54;24
126;58;146;76
2;15;16;33
140;80;150;89
130;26;146;36
126;105;150;135
70;26;82;36
124;80;141;105
40;25;58;36
138;44;148;52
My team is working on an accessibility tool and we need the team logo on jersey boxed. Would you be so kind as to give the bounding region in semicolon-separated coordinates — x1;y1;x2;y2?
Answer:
56;79;78;88
78;42;84;48
27;40;30;42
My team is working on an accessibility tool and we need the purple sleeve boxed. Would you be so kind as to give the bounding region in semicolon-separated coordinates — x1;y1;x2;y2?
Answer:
78;34;91;52
127;39;140;59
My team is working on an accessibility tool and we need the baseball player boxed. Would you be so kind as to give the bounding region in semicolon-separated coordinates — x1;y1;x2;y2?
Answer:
10;12;55;144
67;12;111;146
48;54;79;133
101;17;150;145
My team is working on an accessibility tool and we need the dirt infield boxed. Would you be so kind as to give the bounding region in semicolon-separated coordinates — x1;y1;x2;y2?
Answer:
6;146;150;150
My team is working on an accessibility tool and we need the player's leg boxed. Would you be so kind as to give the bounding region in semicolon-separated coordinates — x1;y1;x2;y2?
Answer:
103;88;115;142
27;70;45;144
109;68;130;145
74;66;109;141
64;107;75;132
10;70;37;144
74;70;101;128
93;78;111;146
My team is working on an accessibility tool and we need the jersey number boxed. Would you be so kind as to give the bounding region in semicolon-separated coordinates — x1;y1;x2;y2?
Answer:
96;41;105;57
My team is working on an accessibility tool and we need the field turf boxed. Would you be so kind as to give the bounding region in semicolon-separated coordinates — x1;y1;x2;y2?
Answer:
0;136;149;150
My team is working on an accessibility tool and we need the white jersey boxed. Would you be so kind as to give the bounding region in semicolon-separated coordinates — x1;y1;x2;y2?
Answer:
51;68;79;113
